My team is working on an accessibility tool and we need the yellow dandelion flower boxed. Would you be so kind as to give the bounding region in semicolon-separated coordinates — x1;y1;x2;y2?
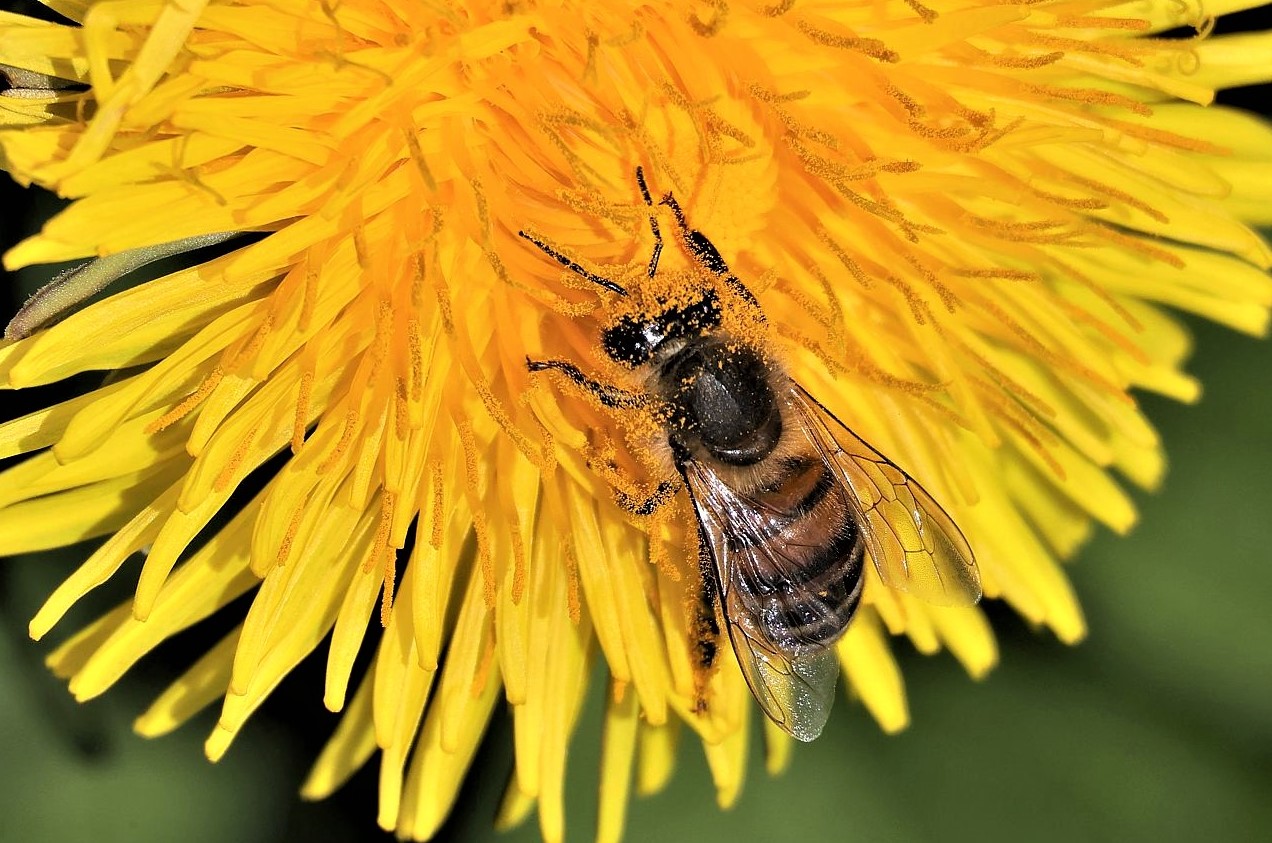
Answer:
2;0;1271;839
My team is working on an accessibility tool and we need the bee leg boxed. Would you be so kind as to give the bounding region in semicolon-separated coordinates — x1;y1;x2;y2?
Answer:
526;357;649;410
693;526;722;673
658;190;763;312
691;525;723;715
614;479;680;516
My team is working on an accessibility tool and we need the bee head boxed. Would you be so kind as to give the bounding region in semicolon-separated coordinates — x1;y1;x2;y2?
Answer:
602;288;723;366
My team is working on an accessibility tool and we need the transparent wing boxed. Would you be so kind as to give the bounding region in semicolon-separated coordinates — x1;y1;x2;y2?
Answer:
730;630;838;743
790;384;981;607
682;460;840;742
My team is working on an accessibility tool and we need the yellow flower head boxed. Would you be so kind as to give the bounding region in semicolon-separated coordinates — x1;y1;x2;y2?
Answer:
1;0;1270;840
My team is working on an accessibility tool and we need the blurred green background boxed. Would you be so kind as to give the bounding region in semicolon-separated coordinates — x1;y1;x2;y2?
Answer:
3;4;1271;838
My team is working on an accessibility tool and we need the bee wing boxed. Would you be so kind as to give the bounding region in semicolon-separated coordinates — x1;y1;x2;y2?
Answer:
681;460;840;742
790;384;981;607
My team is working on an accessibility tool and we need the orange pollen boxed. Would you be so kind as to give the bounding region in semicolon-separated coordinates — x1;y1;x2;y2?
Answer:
402;127;437;192
901;0;938;23
564;541;582;625
796;21;899;62
1025;84;1153;116
379;547;397;628
1101;117;1230;155
226;312;274;375
146;366;224;433
687;0;728;37
427;460;445;549
456;418;496;608
1048;256;1143;332
509;521;528;604
369;493;398;627
471;633;497;696
978;49;1065;70
1055;15;1150;30
292;366;314;454
394;377;410;440
212;423;259;493
1085;223;1187;269
300;257;319;332
407;318;424;402
1064;173;1170;223
999;408;1066;481
952;268;1042;282
275;503;306;570
318;410;360;474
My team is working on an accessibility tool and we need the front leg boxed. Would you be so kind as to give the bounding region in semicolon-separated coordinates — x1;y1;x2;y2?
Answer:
526;357;650;410
614;478;680;517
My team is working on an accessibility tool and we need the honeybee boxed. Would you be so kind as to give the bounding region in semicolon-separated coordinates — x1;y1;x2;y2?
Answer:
521;169;981;741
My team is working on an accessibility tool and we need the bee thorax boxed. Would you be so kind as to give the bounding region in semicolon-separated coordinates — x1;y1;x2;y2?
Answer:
662;339;781;467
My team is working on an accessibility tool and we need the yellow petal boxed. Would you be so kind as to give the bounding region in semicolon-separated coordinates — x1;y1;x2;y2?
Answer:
596;680;640;843
840;608;910;735
135;625;240;738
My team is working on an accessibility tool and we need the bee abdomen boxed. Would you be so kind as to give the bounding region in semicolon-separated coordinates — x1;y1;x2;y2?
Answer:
734;460;867;655
766;516;865;653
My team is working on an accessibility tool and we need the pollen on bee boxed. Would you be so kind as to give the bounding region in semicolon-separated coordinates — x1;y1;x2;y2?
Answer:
646;513;682;581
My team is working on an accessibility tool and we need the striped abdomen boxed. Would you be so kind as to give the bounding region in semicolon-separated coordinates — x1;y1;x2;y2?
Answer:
731;455;866;656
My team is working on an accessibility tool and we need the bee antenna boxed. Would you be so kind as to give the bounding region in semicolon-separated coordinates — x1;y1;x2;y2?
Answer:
635;167;664;278
517;230;628;296
649;185;763;313
635;166;655;207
